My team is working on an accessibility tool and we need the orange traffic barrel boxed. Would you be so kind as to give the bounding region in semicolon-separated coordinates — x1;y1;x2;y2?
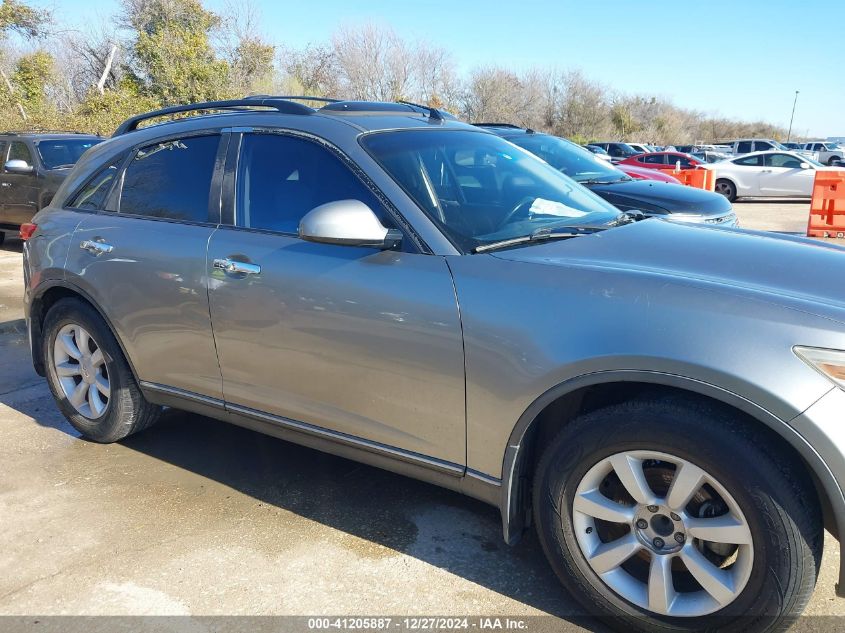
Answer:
670;168;715;191
807;171;845;238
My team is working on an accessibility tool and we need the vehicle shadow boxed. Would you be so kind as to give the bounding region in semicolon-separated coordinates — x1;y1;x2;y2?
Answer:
3;388;604;629
0;235;23;253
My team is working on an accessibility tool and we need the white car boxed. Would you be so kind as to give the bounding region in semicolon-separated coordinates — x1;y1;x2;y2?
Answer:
704;150;841;201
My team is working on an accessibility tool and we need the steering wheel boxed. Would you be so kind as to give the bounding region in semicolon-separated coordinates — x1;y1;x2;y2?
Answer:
496;196;536;230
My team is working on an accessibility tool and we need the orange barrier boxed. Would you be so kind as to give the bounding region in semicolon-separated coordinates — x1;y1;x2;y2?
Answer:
807;171;845;238
669;167;715;191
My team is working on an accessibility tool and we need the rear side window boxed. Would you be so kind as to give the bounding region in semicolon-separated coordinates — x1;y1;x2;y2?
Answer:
236;133;388;234
736;141;753;154
119;135;219;222
734;155;763;167
68;157;124;210
643;154;665;164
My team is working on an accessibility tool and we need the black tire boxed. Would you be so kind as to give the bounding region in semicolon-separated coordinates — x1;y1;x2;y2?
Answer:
43;297;162;442
829;156;842;166
533;397;822;633
715;179;737;202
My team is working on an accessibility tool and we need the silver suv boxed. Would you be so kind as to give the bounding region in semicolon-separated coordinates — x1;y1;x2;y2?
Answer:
22;97;845;631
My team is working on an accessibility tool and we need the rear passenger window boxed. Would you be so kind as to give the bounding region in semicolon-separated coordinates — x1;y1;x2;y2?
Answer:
119;135;219;222
643;154;665;164
68;157;123;210
236;133;388;234
734;155;763;167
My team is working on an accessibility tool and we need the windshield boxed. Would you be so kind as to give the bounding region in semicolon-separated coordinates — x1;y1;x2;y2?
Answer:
771;140;788;150
509;134;628;184
362;130;622;253
36;139;101;169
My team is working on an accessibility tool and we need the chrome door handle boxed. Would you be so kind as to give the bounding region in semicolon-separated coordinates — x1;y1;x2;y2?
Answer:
80;240;113;256
1;182;11;187
213;258;261;275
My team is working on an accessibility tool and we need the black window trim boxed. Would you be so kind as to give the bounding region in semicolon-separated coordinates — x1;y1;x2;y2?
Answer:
219;127;426;254
108;130;227;227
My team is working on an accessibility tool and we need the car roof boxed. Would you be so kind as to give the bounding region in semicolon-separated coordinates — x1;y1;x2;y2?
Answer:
0;132;103;140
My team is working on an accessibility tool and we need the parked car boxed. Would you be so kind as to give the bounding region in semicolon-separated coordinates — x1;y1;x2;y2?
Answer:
703;150;841;201
0;131;103;245
480;126;735;226
589;141;640;162
723;138;817;160
24;97;845;632
584;144;613;162
620;151;705;171
782;142;804;151
616;163;682;183
626;142;651;155
802;141;845;166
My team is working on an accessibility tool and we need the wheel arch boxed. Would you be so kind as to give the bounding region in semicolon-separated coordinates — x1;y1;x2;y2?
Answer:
29;280;140;385
499;370;842;554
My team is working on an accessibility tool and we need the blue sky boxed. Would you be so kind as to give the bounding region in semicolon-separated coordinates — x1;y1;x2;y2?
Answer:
39;0;845;137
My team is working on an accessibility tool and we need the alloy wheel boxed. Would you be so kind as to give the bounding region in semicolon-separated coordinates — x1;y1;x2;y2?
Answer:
572;450;753;617
52;323;111;419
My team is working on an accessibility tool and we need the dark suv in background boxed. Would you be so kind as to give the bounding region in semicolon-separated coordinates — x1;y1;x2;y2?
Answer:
0;131;102;245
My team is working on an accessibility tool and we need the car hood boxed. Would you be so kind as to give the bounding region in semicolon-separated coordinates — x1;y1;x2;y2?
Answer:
586;179;731;215
491;219;845;323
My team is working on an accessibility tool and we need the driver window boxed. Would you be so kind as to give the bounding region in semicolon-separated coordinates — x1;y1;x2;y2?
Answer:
8;141;33;166
236;133;392;236
765;154;802;169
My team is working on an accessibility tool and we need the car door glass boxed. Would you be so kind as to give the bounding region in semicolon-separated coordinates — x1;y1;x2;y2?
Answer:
736;141;753;154
765;153;802;169
8;141;33;166
68;157;124;210
119;135;219;222
734;155;763;167
643;154;664;164
236;133;391;235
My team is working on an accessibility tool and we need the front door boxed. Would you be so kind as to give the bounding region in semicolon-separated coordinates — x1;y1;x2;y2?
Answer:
207;131;466;466
1;141;39;225
63;133;226;401
759;153;815;195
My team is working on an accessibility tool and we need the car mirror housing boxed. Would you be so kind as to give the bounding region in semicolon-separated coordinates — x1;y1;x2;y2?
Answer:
800;162;811;169
4;159;33;174
299;199;402;250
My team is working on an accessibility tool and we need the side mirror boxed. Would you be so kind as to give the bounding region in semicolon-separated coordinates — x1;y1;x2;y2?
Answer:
4;159;33;174
299;199;402;250
800;162;811;169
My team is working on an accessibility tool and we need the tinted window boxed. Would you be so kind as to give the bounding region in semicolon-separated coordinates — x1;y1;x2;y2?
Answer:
736;141;753;153
69;157;123;210
643;154;665;164
734;155;763;166
37;139;101;169
236;133;388;234
814;144;824;151
8;141;33;165
766;153;802;168
119;136;219;222
754;141;773;151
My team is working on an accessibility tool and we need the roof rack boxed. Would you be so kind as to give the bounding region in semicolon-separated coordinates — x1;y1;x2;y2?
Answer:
244;94;341;104
396;100;449;122
0;129;94;135
113;98;315;136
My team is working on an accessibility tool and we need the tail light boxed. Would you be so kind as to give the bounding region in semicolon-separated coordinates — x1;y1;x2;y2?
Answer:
20;223;37;240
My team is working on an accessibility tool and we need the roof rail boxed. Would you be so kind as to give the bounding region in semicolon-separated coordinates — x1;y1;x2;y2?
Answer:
0;129;95;135
396;100;449;122
113;98;314;136
244;94;341;104
472;123;522;128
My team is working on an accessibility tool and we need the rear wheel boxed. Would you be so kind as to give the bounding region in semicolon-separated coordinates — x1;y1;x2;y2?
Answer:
829;156;843;166
533;398;821;632
43;297;162;442
714;179;736;202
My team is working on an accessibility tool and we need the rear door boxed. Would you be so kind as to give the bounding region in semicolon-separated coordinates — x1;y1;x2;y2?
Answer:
206;130;466;467
1;141;40;225
727;155;764;195
63;132;225;401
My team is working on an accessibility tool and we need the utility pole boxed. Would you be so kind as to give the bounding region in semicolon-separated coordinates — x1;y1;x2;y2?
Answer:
787;90;799;142
96;45;118;95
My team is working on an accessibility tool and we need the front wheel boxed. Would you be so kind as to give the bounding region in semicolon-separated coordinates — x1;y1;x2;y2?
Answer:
533;398;821;633
714;179;737;202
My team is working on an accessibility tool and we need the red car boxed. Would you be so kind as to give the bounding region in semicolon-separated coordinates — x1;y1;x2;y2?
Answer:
617;164;682;184
620;151;704;171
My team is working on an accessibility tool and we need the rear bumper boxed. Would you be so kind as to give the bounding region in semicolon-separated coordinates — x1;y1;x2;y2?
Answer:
790;388;845;597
